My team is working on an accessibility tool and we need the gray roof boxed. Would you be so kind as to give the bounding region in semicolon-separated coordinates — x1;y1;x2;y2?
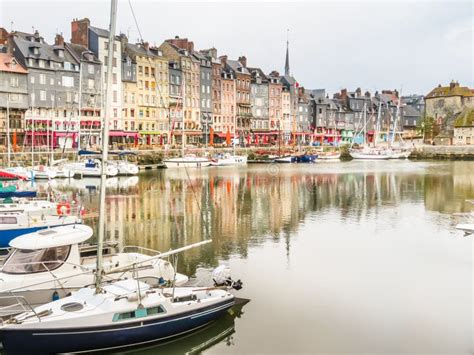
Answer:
66;42;101;64
401;105;421;117
247;67;268;82
13;32;79;67
226;59;250;75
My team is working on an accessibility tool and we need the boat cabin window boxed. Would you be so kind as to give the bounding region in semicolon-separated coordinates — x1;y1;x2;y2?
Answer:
112;305;166;322
0;216;17;224
2;245;70;274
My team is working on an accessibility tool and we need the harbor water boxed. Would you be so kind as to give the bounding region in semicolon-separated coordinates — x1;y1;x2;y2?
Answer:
31;160;473;354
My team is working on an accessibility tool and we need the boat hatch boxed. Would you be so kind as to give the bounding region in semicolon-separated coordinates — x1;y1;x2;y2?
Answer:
112;305;166;322
38;230;58;236
60;302;84;312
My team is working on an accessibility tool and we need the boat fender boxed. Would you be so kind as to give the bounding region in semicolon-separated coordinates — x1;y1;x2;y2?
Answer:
52;290;59;301
57;202;71;215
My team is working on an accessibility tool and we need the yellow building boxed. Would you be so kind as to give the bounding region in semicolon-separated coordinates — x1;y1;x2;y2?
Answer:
123;42;169;146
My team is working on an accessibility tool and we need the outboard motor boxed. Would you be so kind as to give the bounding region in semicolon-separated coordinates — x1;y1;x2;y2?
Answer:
212;265;243;290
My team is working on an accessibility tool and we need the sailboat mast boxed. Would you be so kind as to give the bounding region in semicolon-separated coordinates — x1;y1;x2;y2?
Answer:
182;78;185;158
95;0;117;293
6;94;10;168
391;89;402;146
374;99;382;147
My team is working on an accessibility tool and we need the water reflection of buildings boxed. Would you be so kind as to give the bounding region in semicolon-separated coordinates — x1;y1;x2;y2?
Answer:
54;163;474;274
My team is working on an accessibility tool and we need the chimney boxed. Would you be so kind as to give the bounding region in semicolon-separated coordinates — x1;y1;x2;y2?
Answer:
364;91;371;98
0;28;8;45
341;88;347;100
238;56;247;68
55;33;64;46
166;37;193;52
394;89;399;98
219;55;228;67
449;80;456;89
356;87;361;97
142;41;149;51
71;18;90;47
119;33;128;48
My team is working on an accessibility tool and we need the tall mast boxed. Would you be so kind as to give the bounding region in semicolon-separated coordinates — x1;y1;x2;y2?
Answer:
391;89;402;146
374;99;382;147
6;94;10;168
95;0;117;293
182;78;185;158
362;102;366;146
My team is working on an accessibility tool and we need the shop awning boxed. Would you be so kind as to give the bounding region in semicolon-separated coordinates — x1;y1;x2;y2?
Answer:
140;131;162;135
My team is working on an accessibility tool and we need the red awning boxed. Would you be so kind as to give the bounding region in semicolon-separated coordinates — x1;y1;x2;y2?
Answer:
216;133;234;138
54;132;77;137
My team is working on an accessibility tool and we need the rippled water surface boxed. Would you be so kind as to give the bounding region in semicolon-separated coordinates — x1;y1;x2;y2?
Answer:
36;160;473;354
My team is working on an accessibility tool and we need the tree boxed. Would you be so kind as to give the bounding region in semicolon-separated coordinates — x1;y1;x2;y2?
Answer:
417;113;436;143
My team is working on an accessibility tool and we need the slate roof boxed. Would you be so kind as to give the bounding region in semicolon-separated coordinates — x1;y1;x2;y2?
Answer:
247;67;268;82
13;31;78;67
89;26;121;41
225;59;250;75
66;42;101;64
401;105;421;117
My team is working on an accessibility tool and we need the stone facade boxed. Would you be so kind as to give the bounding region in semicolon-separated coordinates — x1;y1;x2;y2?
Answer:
425;81;474;144
221;71;235;140
268;71;282;134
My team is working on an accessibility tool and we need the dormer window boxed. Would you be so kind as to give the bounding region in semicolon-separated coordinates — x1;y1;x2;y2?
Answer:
57;49;64;58
33;47;39;55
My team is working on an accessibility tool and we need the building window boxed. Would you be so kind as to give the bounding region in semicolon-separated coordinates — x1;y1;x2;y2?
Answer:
62;76;74;87
131;109;135;117
113;108;117;118
88;64;95;74
88;79;94;89
113;91;117;103
39;90;46;101
9;77;19;87
39;74;46;85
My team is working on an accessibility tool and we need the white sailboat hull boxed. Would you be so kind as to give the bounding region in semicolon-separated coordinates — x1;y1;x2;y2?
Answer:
274;156;292;163
164;157;211;168
210;155;247;166
350;151;391;160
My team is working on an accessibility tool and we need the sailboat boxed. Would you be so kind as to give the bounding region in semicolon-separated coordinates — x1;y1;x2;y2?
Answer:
0;224;189;316
350;101;391;160
0;3;242;352
164;75;211;168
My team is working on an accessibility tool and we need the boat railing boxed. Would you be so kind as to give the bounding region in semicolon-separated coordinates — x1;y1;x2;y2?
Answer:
121;245;162;257
0;294;42;321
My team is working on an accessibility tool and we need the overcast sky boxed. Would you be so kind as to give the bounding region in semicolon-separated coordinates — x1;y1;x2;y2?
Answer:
1;0;472;95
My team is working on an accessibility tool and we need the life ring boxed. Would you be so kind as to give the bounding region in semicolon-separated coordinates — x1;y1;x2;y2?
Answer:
57;202;71;216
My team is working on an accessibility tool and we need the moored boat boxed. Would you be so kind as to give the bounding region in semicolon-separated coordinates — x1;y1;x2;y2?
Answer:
164;155;211;168
0;224;189;316
210;153;247;166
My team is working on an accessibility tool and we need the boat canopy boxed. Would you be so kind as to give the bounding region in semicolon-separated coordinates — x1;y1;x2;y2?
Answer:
78;150;101;156
9;224;93;250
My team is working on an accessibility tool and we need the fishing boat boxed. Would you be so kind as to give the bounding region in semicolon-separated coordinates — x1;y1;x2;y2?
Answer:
108;152;140;175
0;224;189;316
210;153;247;166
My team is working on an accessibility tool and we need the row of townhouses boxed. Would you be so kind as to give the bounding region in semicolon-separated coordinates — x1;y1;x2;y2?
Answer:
0;19;472;149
